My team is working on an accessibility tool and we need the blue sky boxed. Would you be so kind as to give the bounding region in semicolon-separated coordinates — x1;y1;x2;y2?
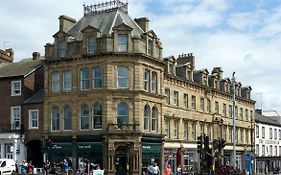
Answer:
1;0;281;111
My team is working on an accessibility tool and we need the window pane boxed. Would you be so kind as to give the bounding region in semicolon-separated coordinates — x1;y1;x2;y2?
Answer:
11;107;21;130
93;103;102;129
93;67;102;88
63;70;72;91
80;105;89;130
117;102;129;127
87;36;95;54
144;105;150;130
151;72;157;93
117;67;128;88
152;107;158;131
51;106;60;131
58;41;66;58
81;68;90;90
64;106;72;130
52;72;60;92
29;110;38;128
118;34;128;52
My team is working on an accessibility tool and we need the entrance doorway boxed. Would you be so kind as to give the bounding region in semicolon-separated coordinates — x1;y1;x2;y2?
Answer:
115;146;128;175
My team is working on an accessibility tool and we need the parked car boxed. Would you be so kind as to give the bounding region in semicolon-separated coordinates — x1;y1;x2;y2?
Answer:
0;159;16;175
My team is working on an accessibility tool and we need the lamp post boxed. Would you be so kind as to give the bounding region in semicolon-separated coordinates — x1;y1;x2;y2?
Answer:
231;72;236;168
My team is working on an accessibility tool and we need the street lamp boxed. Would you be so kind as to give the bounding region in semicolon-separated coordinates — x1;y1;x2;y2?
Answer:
231;72;236;168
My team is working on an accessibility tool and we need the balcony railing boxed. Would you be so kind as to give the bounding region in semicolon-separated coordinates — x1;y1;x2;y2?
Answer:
107;123;140;134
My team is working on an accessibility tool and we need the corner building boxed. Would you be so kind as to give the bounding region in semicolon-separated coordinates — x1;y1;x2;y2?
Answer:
43;1;255;174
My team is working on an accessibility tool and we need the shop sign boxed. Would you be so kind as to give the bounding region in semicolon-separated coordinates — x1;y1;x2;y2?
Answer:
142;144;161;153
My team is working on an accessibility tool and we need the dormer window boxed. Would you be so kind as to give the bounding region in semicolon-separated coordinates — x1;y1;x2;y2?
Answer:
58;41;66;58
87;36;96;54
118;34;128;52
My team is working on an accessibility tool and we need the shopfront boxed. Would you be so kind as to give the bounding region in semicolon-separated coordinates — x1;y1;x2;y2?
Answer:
48;143;72;164
77;143;103;168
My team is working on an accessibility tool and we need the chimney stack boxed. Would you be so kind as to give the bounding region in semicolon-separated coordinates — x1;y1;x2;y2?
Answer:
32;52;40;60
59;15;76;32
134;17;149;32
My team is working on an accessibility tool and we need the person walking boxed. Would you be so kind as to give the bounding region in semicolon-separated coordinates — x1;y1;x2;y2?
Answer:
63;159;69;175
165;164;172;175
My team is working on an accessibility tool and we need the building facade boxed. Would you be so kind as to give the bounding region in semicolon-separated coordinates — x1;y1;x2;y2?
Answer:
255;110;281;174
0;52;44;166
42;1;255;174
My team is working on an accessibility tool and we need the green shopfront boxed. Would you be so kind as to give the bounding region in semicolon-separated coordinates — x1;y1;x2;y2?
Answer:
141;136;163;173
47;136;103;170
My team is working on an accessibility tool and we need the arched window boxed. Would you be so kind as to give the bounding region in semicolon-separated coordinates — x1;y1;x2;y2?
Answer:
64;105;72;130
144;105;150;130
117;102;129;128
51;106;60;131
152;107;158;131
93;103;102;129
80;105;89;130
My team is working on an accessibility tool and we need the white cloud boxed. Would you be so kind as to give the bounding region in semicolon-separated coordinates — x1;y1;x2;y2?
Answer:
0;0;281;111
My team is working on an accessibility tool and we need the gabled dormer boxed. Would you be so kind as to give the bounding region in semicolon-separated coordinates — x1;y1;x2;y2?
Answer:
81;25;101;54
208;73;219;89
194;68;209;85
53;31;71;59
163;56;176;75
112;22;133;52
176;53;195;81
219;78;231;92
241;86;252;99
236;82;242;96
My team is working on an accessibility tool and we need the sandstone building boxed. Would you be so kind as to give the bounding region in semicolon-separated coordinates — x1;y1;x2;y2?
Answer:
43;1;255;174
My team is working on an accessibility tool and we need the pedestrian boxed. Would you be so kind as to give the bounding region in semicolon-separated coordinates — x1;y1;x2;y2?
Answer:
63;159;69;174
147;163;154;175
153;162;160;175
177;165;182;175
165;164;172;175
27;161;34;174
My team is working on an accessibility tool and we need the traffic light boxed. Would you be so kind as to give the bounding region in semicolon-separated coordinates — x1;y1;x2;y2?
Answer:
40;138;46;153
197;135;203;153
213;139;219;150
221;139;226;149
204;135;209;151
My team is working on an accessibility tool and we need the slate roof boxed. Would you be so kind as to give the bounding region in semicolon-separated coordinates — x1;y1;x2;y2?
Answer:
67;9;144;40
0;59;43;78
255;111;281;126
23;88;44;104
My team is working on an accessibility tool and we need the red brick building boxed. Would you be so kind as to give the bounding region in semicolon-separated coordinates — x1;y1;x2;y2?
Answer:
0;52;44;166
